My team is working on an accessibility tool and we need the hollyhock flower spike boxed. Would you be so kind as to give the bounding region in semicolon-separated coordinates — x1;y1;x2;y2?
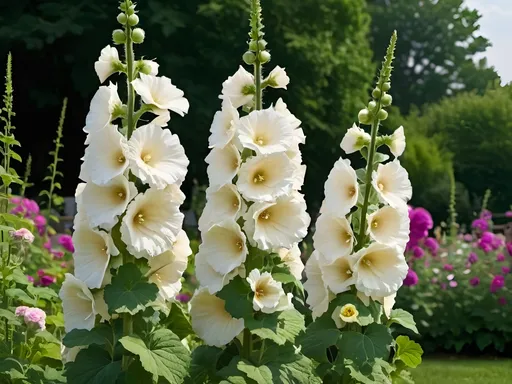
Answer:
340;123;371;154
94;45;122;83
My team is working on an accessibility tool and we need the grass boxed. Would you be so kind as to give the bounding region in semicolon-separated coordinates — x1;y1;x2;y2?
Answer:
412;358;512;384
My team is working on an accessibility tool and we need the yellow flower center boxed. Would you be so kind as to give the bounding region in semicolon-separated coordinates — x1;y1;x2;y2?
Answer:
253;172;265;184
117;155;126;163
259;211;271;220
348;186;356;197
236;240;244;251
363;258;372;267
255;136;266;146
341;230;352;244
372;219;379;229
341;305;357;318
378;182;385;191
136;213;145;224
143;154;152;163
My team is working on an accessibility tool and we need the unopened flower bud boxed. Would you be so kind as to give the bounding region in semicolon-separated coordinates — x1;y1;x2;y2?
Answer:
128;14;139;26
372;88;381;99
249;40;258;52
112;29;126;45
382;82;391;91
258;40;267;50
358;109;372;125
377;109;388;120
258;50;271;64
132;28;145;44
126;4;136;16
243;51;256;65
381;94;393;107
368;101;377;111
116;13;127;25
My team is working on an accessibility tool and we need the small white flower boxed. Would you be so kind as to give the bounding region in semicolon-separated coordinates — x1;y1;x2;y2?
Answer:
275;244;304;280
121;188;184;258
83;83;122;139
73;226;119;289
59;274;96;332
198;184;244;232
273;98;301;129
220;66;255;108
320;255;356;294
164;184;186;205
367;206;410;252
196;220;247;275
195;252;242;294
140;60;159;76
127;123;189;189
244;192;310;250
150;107;171;127
209;98;240;149
361;292;396;318
266;66;290;89
247;269;287;313
132;73;189;116
313;213;354;263
304;251;331;318
340;124;371;154
94;46;121;83
332;304;359;328
350;243;408;297
205;144;241;189
237;108;295;155
372;160;412;209
190;288;245;347
80;176;137;230
321;157;359;216
237;153;295;202
80;125;129;185
389;126;406;157
148;230;192;301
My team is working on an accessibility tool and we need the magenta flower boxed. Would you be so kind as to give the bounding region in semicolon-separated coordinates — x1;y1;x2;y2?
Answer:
58;234;74;253
39;275;56;287
403;269;419;286
467;252;478;264
37;269;45;277
51;250;64;259
506;211;512;218
15;306;30;316
34;215;47;235
463;234;473;242
26;275;34;283
176;293;191;303
472;218;489;231
449;281;458;288
23;308;46;330
22;199;40;215
497;253;505;262
469;277;480;286
507;243;512;257
43;239;51;250
10;197;22;205
502;266;510;274
10;228;35;243
490;275;505;293
480;209;492;221
498;297;507;306
424;237;439;255
413;246;424;259
443;264;454;271
440;283;447;290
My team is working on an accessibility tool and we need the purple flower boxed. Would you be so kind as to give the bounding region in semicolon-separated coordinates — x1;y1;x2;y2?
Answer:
23;308;46;330
502;266;510;275
15;306;29;316
10;228;34;243
407;207;434;249
37;269;45;277
497;253;505;262
443;264;454;271
507;243;512;257
413;246;424;259
424;237;439;255
506;211;512;218
478;232;496;253
51;250;64;259
498;297;507;306
22;199;40;215
470;277;480;286
490;275;505;293
39;275;56;287
10;197;22;205
43;239;51;250
176;293;191;303
463;234;473;242
403;269;419;286
26;275;34;283
58;234;74;253
472;218;489;231
480;209;492;221
467;252;478;264
441;283;447;290
34;215;47;236
492;236;504;250
449;281;458;288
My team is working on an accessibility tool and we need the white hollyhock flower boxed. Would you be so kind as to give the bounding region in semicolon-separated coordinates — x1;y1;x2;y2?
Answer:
209;98;239;149
83;83;122;139
205;144;241;188
165;184;186;205
196;221;247;275
121;188;184;258
357;291;396;318
148;230;191;301
237;153;295;202
132;73;189;116
59;274;96;332
243;192;310;250
190;288;245;347
367;205;410;252
140;60;159;76
150;107;170;127
80;125;129;185
266;66;290;89
321;157;358;216
247;269;286;313
275;244;304;280
340;124;371;154
198;184;244;232
350;243;408;297
80;176;137;230
195;251;242;294
127;123;189;189
331;304;359;328
220;66;255;108
389;126;406;157
73;226;119;289
94;46;121;83
237;108;295;155
313;214;354;263
372;160;412;209
304;251;331;318
273;98;301;129
320;255;356;294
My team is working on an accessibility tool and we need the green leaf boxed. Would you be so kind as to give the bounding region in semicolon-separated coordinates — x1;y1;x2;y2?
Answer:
164;302;193;340
33;330;61;344
297;315;340;363
0;358;25;380
475;332;493;351
373;153;389;164
6;267;31;285
63;325;113;348
393;336;423;368
237;360;273;384
217;276;253;319
388;309;419;334
119;329;190;384
104;263;159;315
356;168;366;182
246;309;304;345
187;345;224;384
65;346;122;384
27;285;59;301
46;313;65;328
0;308;21;326
26;365;66;383
345;358;394;384
6;287;35;305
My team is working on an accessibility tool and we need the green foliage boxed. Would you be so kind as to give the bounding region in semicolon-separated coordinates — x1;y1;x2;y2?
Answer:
387;309;419;335
245;309;304;346
393;336;423;369
65;346;122;384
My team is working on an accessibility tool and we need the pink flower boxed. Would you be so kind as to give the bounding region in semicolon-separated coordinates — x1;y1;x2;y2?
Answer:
507;243;512;257
22;199;40;215
412;246;424;259
58;234;74;253
10;197;22;205
470;277;480;286
403;269;419;286
37;269;45;277
10;228;35;243
176;293;191;303
506;211;512;218
490;275;505;293
43;239;51;250
15;306;29;316
502;266;511;274
34;215;47;236
463;234;473;242
60;262;67;268
467;252;478;264
51;250;64;259
431;277;438;284
23;308;46;330
441;283;447;290
498;297;507;306
26;275;34;283
443;264;454;271
472;218;489;232
39;275;56;287
449;281;458;288
447;274;455;281
497;253;505;262
424;237;439;255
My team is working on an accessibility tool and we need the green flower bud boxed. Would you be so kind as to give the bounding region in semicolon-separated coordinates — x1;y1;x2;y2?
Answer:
372;88;382;99
128;14;139;26
382;82;391;91
258;50;271;64
117;13;127;25
243;51;256;65
377;109;388;121
358;109;372;125
126;5;136;16
249;40;258;52
368;101;377;111
132;28;145;44
112;29;126;45
258;39;268;50
381;94;393;107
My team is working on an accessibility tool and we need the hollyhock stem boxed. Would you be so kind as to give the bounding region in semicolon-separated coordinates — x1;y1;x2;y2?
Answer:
243;328;252;360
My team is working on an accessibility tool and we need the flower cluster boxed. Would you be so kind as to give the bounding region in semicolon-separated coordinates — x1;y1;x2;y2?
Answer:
59;22;191;334
15;306;46;331
10;197;46;235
